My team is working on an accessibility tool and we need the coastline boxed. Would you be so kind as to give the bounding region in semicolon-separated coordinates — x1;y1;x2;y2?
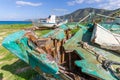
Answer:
0;21;32;25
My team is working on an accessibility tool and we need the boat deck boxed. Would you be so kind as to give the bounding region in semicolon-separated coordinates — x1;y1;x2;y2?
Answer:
63;26;120;80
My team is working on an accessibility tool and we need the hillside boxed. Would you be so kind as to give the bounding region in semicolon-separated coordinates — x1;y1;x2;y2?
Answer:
60;8;120;22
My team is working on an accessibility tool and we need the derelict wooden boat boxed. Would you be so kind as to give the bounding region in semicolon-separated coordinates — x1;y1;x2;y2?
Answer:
2;22;120;80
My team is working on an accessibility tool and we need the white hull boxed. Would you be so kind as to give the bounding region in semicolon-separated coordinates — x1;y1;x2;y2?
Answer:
32;21;56;28
33;20;68;28
91;24;120;53
37;23;56;28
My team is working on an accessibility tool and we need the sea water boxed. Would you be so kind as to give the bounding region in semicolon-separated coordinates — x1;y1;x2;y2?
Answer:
0;21;32;24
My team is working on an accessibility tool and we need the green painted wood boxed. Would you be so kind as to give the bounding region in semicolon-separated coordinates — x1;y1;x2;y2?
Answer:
64;24;119;80
2;22;119;80
43;28;66;41
2;30;59;77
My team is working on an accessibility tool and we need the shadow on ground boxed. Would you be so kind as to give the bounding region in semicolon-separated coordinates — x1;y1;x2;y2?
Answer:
1;59;40;80
0;73;3;80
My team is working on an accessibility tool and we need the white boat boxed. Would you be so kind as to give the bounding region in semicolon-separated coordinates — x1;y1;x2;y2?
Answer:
91;23;120;53
32;15;68;28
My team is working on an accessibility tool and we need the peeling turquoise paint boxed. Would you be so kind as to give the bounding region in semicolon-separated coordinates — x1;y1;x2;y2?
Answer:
2;22;119;79
59;24;68;30
43;23;78;41
2;30;59;76
66;22;77;29
43;28;66;41
74;50;116;80
64;24;119;80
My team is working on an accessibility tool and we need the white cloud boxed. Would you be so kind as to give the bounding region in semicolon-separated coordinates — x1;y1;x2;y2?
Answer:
67;0;102;6
67;1;75;6
75;0;84;4
99;0;120;10
53;8;68;12
16;1;42;7
67;0;120;10
87;0;101;4
67;0;84;6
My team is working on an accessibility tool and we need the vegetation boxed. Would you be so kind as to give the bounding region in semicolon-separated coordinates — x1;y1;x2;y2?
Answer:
61;8;120;22
0;24;43;80
35;30;51;37
0;24;32;29
110;9;120;17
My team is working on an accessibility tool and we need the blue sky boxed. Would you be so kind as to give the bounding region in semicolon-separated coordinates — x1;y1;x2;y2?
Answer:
0;0;119;21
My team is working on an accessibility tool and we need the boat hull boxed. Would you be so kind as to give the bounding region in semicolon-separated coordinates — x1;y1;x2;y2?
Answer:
32;20;68;28
91;24;120;53
2;30;65;79
33;22;56;28
63;24;120;80
2;23;120;80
